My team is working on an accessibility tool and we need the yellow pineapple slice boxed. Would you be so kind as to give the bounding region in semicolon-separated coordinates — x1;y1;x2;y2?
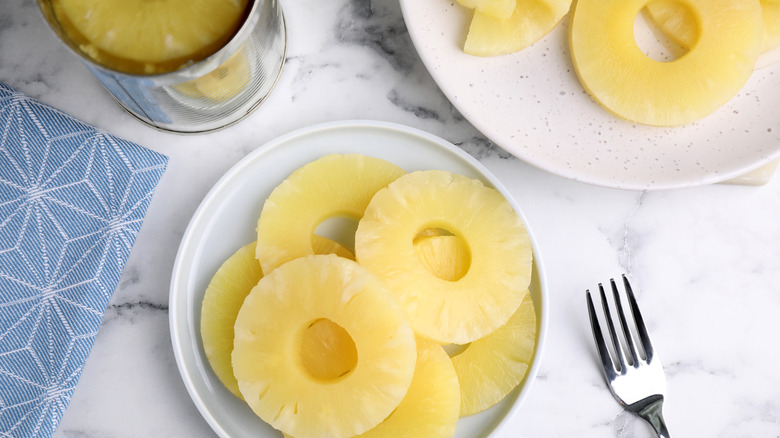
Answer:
282;338;460;438
414;234;536;416
644;0;780;54
570;0;763;126
355;170;532;345
463;0;573;56
451;292;536;416
256;154;405;275
456;0;516;20
200;241;262;399
51;0;249;74
200;237;353;400
232;255;417;438
358;338;460;438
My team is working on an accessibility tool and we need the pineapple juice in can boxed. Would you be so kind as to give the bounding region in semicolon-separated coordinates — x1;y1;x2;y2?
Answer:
36;0;286;133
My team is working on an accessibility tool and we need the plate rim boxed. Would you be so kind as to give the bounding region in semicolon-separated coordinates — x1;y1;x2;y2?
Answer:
169;119;549;437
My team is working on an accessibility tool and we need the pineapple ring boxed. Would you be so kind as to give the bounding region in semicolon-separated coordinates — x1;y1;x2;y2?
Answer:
200;237;353;400
355;170;533;345
570;0;763;126
452;291;536;416
256;154;405;274
200;241;263;399
232;255;417;438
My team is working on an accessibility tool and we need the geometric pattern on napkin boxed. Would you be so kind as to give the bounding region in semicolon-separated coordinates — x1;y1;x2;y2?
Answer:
0;82;168;437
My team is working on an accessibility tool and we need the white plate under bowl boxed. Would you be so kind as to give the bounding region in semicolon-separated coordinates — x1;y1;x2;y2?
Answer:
399;0;780;190
169;120;549;437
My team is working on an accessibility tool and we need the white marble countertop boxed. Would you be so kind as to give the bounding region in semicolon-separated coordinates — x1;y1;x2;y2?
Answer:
3;0;780;436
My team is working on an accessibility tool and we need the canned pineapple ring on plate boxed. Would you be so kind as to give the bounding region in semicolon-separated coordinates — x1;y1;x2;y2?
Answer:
169;120;548;438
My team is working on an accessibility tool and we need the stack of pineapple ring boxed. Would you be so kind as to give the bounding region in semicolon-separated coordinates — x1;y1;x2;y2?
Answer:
200;154;537;438
454;0;779;126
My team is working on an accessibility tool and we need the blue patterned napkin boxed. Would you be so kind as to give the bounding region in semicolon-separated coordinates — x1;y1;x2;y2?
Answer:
0;82;168;437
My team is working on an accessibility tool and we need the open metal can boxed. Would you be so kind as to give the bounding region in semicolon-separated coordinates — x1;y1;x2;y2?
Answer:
36;0;286;133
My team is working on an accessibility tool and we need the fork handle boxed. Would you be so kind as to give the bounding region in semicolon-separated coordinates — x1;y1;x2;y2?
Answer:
638;397;670;438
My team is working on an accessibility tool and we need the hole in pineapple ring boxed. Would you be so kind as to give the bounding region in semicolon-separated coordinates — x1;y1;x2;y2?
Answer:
300;318;358;381
634;1;697;62
413;227;472;282
313;215;359;254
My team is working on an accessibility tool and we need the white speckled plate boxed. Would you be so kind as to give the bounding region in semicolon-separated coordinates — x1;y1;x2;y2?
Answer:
400;0;780;190
169;120;548;438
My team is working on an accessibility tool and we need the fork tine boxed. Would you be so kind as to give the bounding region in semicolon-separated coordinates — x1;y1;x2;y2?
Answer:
598;282;627;372
586;290;617;380
622;275;654;362
610;278;639;367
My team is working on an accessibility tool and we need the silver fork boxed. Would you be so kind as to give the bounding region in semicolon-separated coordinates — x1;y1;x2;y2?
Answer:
586;275;670;438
